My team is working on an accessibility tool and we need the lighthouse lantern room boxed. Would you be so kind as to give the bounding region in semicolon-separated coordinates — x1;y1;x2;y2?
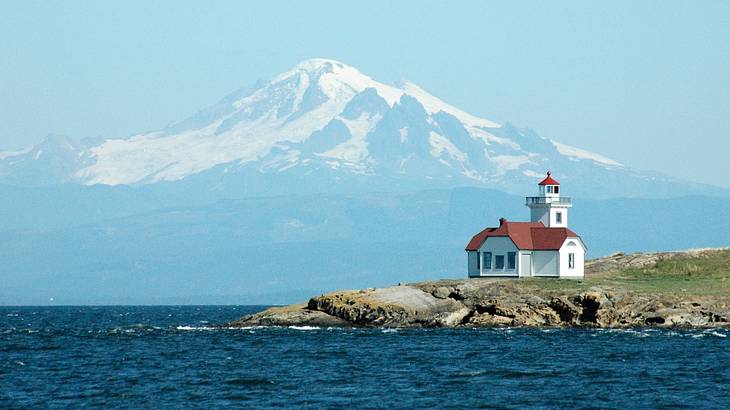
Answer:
526;171;572;228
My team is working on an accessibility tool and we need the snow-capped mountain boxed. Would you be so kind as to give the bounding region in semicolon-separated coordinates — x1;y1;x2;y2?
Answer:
0;58;724;198
74;58;510;186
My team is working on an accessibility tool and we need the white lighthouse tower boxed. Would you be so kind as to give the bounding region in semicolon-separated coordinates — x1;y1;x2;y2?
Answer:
525;171;572;228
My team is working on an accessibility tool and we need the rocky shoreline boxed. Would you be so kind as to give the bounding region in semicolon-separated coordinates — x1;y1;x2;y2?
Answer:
230;249;730;329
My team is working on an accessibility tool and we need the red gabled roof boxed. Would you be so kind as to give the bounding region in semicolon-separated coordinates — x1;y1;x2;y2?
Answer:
465;219;579;251
529;227;579;250
538;171;559;186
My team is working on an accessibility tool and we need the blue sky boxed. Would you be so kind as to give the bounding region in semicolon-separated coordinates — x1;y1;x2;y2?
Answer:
1;1;728;187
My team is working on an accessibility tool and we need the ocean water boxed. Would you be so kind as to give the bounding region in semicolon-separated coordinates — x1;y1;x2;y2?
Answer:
1;306;728;409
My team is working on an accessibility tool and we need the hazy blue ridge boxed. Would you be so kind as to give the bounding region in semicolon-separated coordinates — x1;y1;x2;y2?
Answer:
1;186;728;305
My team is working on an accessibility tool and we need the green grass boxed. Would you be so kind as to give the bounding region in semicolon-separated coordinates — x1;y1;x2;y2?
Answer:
521;250;730;297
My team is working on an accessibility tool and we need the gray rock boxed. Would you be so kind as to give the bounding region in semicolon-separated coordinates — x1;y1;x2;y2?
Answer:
432;286;452;299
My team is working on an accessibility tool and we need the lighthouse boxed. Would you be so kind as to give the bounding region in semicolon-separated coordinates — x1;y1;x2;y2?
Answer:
465;171;585;278
525;171;572;228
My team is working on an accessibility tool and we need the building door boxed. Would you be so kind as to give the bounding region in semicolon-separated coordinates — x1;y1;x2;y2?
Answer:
520;253;532;277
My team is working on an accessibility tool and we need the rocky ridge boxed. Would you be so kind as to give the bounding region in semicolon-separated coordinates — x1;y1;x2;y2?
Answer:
230;249;730;329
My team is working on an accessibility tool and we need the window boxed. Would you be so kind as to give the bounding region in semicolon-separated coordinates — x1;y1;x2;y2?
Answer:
507;252;516;269
483;252;492;269
554;186;559;194
556;212;562;224
547;186;553;194
568;253;575;269
495;255;505;269
476;252;480;270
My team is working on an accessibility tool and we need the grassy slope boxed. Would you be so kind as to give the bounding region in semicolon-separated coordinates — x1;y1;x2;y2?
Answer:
520;250;730;297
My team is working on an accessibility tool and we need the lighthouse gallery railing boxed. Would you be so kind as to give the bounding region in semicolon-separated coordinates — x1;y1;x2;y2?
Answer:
525;197;572;205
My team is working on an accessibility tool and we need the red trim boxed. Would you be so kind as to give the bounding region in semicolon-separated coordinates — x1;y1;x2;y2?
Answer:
538;171;560;186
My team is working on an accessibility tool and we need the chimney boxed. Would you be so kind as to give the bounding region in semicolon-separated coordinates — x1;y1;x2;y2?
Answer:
499;217;507;226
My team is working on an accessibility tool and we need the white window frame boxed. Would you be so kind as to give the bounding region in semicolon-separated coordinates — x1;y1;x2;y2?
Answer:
568;253;575;269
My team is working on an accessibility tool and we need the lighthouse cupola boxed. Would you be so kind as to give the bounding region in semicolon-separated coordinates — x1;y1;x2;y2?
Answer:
538;171;560;198
526;171;572;228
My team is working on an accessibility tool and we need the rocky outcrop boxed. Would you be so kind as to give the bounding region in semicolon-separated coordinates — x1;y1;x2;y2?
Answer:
228;304;350;327
230;249;730;329
305;285;469;327
585;247;729;273
231;282;729;329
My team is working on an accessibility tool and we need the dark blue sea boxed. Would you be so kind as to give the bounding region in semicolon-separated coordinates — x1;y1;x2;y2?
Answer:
1;306;728;409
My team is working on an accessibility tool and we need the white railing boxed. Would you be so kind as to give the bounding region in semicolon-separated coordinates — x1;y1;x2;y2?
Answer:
525;196;572;205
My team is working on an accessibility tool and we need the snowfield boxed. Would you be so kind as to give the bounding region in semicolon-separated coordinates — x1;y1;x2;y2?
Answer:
2;58;661;198
72;58;620;186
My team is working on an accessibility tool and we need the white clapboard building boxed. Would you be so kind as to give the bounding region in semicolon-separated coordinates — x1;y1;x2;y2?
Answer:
466;172;586;278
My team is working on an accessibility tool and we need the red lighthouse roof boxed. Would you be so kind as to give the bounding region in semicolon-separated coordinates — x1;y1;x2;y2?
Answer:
464;219;579;251
538;171;559;186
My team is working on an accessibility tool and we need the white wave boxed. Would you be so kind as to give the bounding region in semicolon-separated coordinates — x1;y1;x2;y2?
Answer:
602;328;653;337
176;325;217;331
229;326;269;330
452;370;487;377
693;329;727;338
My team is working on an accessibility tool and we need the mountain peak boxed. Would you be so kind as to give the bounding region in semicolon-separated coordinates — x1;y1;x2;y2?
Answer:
292;58;348;72
1;58;704;199
276;58;402;107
